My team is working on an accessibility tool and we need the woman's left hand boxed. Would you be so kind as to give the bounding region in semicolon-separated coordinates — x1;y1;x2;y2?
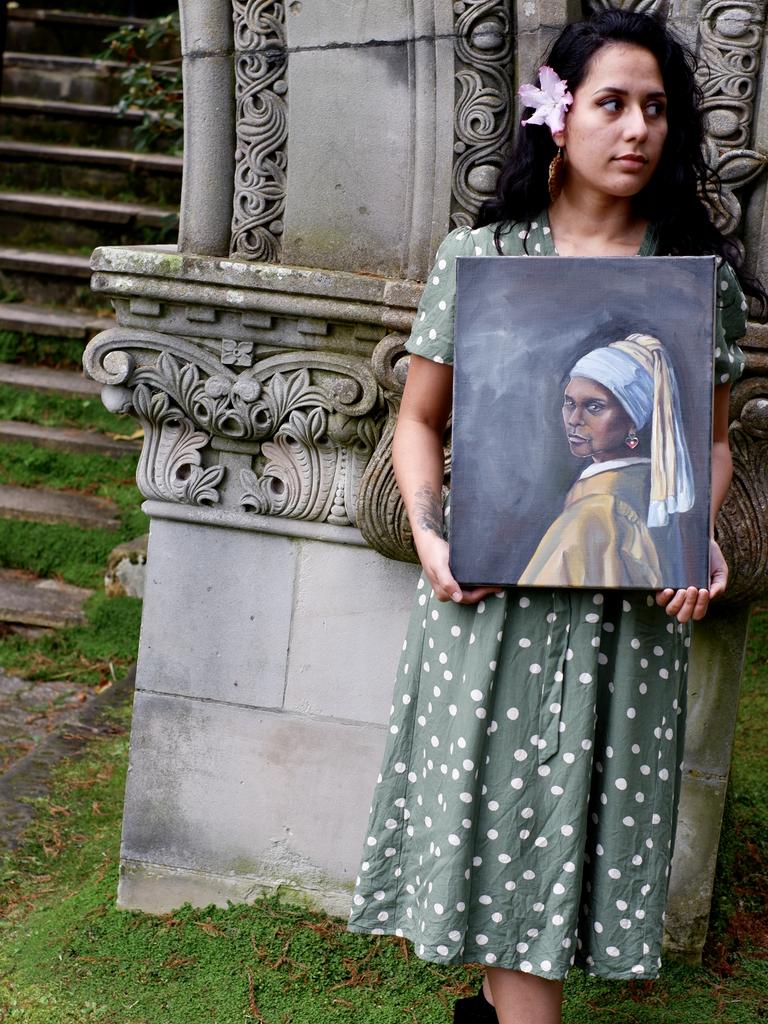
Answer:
654;538;728;623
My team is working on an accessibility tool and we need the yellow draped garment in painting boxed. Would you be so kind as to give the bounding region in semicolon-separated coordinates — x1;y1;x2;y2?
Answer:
518;460;663;588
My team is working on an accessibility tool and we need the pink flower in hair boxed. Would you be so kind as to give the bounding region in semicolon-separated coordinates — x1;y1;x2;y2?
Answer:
519;65;573;135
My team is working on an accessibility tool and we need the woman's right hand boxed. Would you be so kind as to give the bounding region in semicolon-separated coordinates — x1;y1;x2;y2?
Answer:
415;532;504;605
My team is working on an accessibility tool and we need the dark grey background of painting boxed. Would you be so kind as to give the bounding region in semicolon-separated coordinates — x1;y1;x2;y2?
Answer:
449;256;716;589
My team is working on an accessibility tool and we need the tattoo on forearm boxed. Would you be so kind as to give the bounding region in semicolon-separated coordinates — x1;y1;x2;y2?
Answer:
414;483;443;537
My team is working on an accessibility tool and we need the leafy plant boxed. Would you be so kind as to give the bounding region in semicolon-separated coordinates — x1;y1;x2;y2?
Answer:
99;14;183;154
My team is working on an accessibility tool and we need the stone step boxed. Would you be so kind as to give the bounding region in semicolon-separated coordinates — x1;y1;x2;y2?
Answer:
6;9;177;61
0;140;182;206
0;671;93;777
12;0;174;14
0;419;141;458
0;190;175;227
0;96;145;152
0;190;179;250
0;483;120;530
0;362;101;399
0;301;112;341
0;247;99;308
2;52;132;107
0;569;92;628
0;247;90;279
0;666;136;854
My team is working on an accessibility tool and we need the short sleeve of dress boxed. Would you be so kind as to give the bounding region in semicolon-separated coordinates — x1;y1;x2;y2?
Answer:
404;227;477;365
715;261;747;385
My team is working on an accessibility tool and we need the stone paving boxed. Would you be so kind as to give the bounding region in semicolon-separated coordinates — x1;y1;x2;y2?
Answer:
0;663;135;853
0;663;92;774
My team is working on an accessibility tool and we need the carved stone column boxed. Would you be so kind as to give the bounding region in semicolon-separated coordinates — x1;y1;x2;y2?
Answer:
85;0;768;956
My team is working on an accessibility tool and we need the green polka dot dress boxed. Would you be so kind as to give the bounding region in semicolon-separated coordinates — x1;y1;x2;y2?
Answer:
347;211;747;981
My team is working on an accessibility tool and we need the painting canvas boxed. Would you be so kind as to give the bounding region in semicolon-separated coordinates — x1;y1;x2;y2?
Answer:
449;256;716;590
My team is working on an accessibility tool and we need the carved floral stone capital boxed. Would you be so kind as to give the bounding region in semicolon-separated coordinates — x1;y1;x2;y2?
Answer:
83;319;400;532
717;371;768;602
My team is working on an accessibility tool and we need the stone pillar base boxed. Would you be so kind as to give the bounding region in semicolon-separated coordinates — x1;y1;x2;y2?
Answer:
117;504;418;916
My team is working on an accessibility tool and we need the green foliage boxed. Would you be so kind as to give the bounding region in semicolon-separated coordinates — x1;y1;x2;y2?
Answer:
0;592;142;686
99;15;183;154
0;443;145;685
0;383;138;436
707;607;768;965
0;611;766;1020
0;331;88;371
0;517;144;590
0;441;138;494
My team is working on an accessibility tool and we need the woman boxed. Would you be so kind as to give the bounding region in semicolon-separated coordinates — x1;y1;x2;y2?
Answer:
519;332;692;589
347;8;764;1024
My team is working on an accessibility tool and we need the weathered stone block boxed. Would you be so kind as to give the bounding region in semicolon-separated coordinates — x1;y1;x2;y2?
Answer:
684;603;751;772
665;773;728;956
282;46;413;278
284;0;413;48
135;519;296;709
118;689;387;914
284;541;418;725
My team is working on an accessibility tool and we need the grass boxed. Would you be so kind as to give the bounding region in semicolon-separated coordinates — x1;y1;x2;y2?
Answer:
0;330;764;1020
0;441;145;687
0;609;765;1022
0;331;99;372
0;383;139;436
0;441;147;590
0;592;142;687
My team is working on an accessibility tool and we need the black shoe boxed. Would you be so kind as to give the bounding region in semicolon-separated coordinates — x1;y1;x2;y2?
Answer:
453;985;499;1023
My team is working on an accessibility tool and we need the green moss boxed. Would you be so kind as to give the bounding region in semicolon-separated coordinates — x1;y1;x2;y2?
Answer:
0;592;142;686
0;514;147;588
156;252;185;273
0;441;137;489
0;331;89;371
0;383;137;436
0;442;145;588
0;611;766;1021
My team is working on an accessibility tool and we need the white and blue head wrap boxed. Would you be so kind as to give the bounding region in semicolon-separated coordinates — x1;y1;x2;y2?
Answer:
569;347;655;430
568;333;694;528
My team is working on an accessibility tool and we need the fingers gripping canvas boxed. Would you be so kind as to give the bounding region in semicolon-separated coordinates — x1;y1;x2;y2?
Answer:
450;257;716;590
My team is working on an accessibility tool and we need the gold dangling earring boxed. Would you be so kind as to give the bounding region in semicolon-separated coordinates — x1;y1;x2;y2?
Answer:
548;147;564;202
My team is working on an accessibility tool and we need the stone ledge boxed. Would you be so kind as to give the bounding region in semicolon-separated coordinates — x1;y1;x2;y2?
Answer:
142;500;369;546
90;245;424;309
117;857;352;919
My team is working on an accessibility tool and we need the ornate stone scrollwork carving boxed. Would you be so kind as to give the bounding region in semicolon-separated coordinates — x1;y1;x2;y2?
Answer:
699;0;763;151
241;407;381;525
83;327;223;387
704;140;768;240
697;0;768;240
356;334;419;562
132;386;227;506
585;0;668;14
84;321;395;526
716;375;768;602
230;0;288;261
451;0;515;229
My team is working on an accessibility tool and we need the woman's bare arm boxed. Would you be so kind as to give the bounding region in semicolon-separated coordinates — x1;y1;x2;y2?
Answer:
656;383;732;622
393;355;501;604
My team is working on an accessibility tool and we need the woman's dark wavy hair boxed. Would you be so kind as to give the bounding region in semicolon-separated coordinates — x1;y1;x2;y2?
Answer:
476;6;767;314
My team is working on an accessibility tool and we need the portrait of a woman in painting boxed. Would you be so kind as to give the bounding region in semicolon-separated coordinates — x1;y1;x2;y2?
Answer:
519;331;693;588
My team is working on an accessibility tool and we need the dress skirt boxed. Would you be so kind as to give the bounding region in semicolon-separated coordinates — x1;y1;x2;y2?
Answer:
347;578;690;981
